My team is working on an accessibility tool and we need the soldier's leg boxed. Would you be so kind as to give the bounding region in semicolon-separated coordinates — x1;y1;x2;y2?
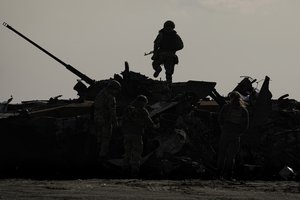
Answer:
217;128;232;178
224;138;240;179
99;123;113;158
130;135;143;177
164;58;175;84
94;122;103;154
123;135;134;173
152;60;162;78
217;137;228;178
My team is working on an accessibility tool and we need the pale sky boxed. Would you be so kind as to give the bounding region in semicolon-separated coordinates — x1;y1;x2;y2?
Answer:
1;0;300;103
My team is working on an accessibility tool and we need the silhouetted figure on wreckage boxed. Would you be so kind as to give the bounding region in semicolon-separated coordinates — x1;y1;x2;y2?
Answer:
94;80;121;160
217;91;249;180
121;95;155;177
151;20;184;85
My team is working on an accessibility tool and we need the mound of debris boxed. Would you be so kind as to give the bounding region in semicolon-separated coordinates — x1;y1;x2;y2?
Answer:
1;23;299;180
1;65;299;181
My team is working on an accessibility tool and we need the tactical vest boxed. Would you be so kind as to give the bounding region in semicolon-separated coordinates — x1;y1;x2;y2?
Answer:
160;30;182;52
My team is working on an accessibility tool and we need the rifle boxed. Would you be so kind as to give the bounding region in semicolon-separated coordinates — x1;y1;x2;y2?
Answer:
144;50;154;56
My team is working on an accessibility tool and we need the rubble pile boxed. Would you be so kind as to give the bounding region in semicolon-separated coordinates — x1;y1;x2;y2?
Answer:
0;66;299;181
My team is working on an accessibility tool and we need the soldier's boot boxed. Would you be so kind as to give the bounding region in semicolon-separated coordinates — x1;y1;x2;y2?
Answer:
153;67;162;78
152;62;162;78
166;75;173;91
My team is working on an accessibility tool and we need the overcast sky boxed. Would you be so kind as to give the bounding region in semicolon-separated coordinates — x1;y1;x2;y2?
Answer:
1;0;300;103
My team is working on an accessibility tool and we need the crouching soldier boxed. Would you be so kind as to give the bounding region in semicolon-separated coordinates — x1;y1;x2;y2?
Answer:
121;95;155;177
94;80;121;160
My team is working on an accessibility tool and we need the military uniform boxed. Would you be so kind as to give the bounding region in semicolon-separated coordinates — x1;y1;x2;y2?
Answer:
152;20;184;84
121;96;154;176
217;98;249;179
94;86;118;158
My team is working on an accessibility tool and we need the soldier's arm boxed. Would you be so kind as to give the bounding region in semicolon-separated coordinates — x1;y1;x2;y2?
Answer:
218;105;227;126
120;107;129;127
175;34;184;51
242;107;249;131
144;109;155;129
153;32;163;51
109;97;118;126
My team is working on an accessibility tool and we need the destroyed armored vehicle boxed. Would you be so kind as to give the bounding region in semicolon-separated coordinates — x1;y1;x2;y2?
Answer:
1;23;299;180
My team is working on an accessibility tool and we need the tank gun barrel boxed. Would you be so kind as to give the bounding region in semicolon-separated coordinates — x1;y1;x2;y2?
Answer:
2;22;95;86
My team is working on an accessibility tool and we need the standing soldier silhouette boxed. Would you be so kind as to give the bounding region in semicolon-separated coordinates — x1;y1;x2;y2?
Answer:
121;95;155;177
217;91;249;180
151;20;184;85
94;80;121;160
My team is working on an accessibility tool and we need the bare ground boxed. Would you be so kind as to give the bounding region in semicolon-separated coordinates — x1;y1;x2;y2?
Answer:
0;179;299;200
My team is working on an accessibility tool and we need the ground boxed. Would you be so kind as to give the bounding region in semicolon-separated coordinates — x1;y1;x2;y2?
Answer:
0;179;299;200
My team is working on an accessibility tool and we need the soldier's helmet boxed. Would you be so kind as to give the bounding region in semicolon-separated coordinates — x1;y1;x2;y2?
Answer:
228;91;241;101
107;80;121;91
164;20;175;29
136;95;148;104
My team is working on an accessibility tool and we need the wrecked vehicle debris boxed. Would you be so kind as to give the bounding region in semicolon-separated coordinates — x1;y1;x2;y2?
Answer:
1;66;299;180
0;96;13;114
1;23;300;181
